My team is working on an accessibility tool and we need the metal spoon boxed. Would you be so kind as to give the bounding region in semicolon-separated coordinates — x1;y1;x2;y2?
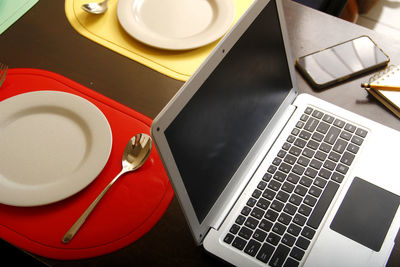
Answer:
81;0;109;14
62;133;152;244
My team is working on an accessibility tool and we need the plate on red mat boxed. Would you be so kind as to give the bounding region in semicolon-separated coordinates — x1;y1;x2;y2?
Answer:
0;91;112;207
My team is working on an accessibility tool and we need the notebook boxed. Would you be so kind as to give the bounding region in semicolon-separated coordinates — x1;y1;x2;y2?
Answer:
151;0;400;266
364;65;400;119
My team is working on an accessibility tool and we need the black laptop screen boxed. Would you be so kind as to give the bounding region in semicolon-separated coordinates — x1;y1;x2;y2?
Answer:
165;0;292;223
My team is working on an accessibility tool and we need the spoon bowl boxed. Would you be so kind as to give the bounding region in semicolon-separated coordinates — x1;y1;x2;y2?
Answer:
62;133;152;244
82;0;109;14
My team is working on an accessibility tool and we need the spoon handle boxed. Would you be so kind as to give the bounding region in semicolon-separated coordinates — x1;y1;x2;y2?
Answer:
62;169;126;244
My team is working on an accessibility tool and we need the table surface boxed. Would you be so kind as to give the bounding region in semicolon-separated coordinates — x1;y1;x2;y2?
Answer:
0;0;399;266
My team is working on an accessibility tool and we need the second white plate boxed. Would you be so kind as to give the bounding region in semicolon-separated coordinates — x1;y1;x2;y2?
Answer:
0;91;112;207
117;0;235;50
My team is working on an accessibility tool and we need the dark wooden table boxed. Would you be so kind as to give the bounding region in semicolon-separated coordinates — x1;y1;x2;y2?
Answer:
0;0;399;266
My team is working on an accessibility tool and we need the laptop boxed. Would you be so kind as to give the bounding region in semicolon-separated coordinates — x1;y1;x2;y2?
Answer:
151;0;400;266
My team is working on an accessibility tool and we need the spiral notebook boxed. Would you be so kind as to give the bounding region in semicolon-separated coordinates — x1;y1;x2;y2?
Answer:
364;65;400;118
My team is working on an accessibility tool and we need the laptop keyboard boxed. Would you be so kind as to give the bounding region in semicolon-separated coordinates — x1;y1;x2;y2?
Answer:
223;106;368;267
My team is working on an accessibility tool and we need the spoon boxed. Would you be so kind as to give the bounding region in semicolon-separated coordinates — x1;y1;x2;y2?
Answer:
81;0;109;14
62;133;152;244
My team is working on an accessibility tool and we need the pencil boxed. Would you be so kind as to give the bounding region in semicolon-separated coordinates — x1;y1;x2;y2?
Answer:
361;83;400;92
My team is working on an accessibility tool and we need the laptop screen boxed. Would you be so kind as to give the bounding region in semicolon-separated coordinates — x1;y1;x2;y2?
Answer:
165;0;292;223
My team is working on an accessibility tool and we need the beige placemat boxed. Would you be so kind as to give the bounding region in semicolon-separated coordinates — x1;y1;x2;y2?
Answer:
65;0;254;81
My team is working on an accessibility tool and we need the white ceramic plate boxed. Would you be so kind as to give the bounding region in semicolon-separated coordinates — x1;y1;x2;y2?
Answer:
117;0;235;50
0;91;112;206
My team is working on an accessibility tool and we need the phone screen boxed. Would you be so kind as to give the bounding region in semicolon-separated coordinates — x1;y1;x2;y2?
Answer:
296;36;389;88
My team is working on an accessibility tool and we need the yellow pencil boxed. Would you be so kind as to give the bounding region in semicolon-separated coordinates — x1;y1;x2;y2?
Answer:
361;83;400;92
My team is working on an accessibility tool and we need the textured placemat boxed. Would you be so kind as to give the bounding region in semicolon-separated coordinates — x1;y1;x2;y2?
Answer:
0;68;174;259
65;0;255;81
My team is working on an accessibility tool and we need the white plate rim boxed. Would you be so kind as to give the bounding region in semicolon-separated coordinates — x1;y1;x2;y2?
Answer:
0;91;112;207
117;0;235;50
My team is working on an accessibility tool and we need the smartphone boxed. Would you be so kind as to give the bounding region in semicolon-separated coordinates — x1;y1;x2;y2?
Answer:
295;36;390;89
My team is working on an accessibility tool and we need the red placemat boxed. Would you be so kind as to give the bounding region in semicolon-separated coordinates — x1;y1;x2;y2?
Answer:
0;68;174;259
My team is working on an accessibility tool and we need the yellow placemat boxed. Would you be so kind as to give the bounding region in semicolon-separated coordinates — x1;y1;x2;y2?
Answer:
65;0;254;81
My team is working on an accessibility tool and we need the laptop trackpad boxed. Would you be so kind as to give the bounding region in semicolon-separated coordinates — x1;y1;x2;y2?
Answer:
330;177;400;252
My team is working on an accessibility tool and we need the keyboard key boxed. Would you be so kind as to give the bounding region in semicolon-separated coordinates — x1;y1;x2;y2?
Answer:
277;190;290;202
304;117;319;132
282;182;295;193
324;126;340;145
279;162;292;173
274;171;288;182
232;236;247;250
287;173;300;184
239;227;253;240
257;198;271;210
278;213;293;226
297;156;310;167
259;219;273;232
340;151;355;166
269;180;282;191
258;180;267;190
293;214;307;226
244;239;262;257
271;200;285;212
340;131;352;141
287;223;301;236
266;232;281;246
344;123;356;133
289;146;302;157
303;194;317;207
253;229;268;242
256;243;275;263
312;109;324;119
351;135;363;146
263;188;276;200
263;172;273;182
333;139;348;154
304;107;313;114
318;168;332;179
313;177;327;188
336;163;349;175
282;233;296;247
285;257;300;267
224;233;235;244
307;181;339;229
236;215;246;225
322;114;334;123
302;147;315;158
355;128;368;137
296;236;311;250
292;165;305;175
301;226;316;239
241;206;251;216
290;246;305;261
289;194;303;206
269;244;290;267
251;207;265;220
298;204;312;217
347;143;359;154
307;140;319;150
331;172;344;183
323;159;336;171
230;224;240;234
316;121;329;134
273;222;287;235
333;118;345;128
265;209;279;222
284;203;297;215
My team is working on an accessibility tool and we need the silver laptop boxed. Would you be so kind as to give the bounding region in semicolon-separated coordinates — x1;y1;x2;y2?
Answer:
151;0;400;266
